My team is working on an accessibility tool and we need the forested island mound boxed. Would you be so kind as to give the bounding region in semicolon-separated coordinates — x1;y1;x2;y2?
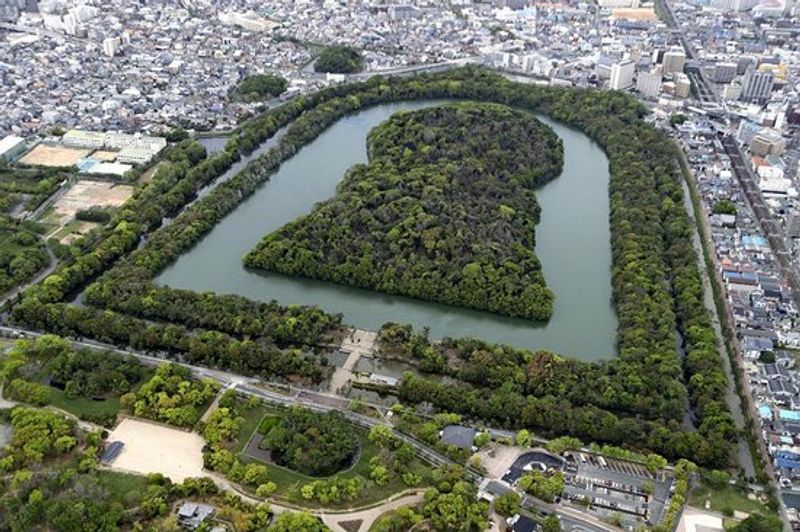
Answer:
244;103;564;320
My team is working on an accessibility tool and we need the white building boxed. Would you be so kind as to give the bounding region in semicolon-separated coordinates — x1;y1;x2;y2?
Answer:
0;134;26;162
662;48;686;76
609;59;636;90
63;130;105;149
675;73;692;98
636;70;662;99
102;37;119;58
597;0;640;6
218;10;278;32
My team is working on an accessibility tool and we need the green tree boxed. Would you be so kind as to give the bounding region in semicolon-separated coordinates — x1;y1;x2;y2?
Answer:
493;491;521;517
314;45;363;73
541;515;562;532
267;511;328;531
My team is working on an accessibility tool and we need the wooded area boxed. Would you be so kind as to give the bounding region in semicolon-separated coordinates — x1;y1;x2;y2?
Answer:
245;103;562;320
9;66;733;467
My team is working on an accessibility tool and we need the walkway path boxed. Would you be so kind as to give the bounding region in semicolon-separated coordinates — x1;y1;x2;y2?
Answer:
320;491;425;532
329;329;378;394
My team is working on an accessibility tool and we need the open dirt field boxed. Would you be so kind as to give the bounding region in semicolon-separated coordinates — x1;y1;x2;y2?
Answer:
18;144;91;167
611;7;657;20
106;418;206;482
49;179;133;227
478;444;523;479
92;150;119;161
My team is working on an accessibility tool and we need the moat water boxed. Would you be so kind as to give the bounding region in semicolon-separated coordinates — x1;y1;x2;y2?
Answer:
158;101;617;361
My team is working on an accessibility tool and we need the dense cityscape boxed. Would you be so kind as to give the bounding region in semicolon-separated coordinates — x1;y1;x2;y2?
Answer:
1;0;800;531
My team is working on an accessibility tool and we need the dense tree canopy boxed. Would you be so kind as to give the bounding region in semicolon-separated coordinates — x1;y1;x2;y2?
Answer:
232;74;289;101
314;45;363;73
120;363;217;427
246;104;561;320
260;407;359;476
9;66;734;468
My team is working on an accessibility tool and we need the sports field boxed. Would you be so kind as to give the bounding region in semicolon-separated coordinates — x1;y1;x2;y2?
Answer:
18;144;91;167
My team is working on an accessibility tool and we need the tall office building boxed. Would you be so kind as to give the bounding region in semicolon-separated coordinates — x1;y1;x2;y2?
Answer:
103;37;119;58
713;62;738;83
636;70;662;99
740;69;774;103
662;48;686;76
609;59;636;90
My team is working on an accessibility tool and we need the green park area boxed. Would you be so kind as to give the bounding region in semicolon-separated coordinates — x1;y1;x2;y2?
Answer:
205;395;433;509
689;479;770;517
0;335;151;426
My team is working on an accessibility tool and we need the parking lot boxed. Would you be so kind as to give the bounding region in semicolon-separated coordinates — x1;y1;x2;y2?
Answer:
562;453;673;527
502;450;566;484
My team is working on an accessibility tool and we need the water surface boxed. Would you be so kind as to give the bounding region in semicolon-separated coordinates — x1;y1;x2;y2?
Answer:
158;101;617;360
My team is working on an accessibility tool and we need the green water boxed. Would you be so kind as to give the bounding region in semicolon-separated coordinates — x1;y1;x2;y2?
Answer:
157;101;617;361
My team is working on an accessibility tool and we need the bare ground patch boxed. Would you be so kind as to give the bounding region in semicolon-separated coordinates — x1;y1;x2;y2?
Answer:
19;144;91;167
49;179;133;227
105;418;205;483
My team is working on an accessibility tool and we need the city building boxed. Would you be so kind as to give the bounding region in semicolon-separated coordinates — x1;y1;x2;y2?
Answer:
662;48;686;76
714;62;738;83
102;37;119;58
0;134;26;162
741;69;775;103
675;73;692;98
636;70;662;99
609;59;636;90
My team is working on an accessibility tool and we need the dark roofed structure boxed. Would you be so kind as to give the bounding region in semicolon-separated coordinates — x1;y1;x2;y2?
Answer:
440;425;476;450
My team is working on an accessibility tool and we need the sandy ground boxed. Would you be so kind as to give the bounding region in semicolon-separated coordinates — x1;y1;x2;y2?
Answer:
19;144;90;167
611;8;657;20
106;418;206;482
49;180;133;227
91;150;119;161
478;444;523;479
676;507;725;532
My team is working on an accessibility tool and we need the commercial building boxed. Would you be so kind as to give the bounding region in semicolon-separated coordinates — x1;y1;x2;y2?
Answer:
636;70;662;99
675;72;692;98
0;134;26;162
714;62;738;83
102;37;119;58
662;48;686;76
741;69;775;103
597;0;640;6
609;59;636;90
751;130;785;157
218;10;278;32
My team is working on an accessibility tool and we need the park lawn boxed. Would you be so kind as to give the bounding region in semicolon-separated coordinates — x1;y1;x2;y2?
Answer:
689;482;769;515
46;387;121;420
233;404;281;453
95;470;150;509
